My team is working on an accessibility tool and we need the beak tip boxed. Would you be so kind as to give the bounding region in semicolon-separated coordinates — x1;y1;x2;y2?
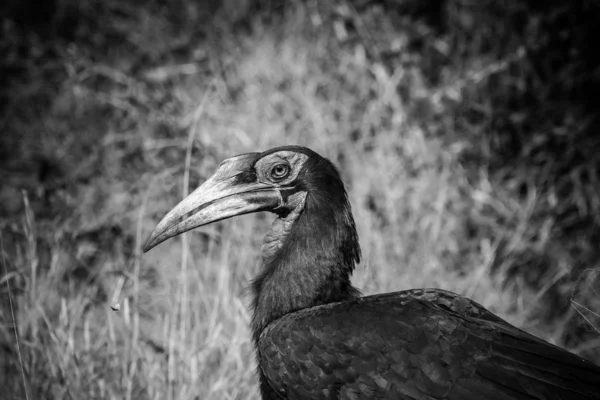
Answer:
142;235;158;253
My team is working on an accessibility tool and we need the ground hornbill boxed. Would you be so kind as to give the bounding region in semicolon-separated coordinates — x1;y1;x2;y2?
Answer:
144;146;600;399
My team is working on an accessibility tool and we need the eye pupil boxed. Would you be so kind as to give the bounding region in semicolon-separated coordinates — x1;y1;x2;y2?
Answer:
272;164;289;179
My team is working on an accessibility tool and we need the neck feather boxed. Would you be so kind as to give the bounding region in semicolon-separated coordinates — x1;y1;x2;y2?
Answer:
250;190;361;341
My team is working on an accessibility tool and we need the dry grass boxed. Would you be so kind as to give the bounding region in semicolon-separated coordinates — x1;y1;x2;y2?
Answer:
1;2;599;399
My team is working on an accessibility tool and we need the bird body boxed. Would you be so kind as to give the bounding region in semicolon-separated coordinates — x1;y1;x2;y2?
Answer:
144;146;600;399
258;288;600;399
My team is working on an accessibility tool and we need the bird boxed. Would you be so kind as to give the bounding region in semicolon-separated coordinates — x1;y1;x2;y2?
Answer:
144;145;600;400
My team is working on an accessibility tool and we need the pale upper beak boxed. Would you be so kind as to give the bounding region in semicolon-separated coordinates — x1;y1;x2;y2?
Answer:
143;153;280;252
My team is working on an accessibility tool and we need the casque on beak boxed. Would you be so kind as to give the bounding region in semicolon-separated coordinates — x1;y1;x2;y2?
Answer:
143;153;281;252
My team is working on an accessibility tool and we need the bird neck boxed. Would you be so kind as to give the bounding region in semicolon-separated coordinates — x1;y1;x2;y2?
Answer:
250;190;361;342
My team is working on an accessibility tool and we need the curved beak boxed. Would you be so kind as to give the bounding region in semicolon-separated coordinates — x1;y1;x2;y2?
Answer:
143;153;280;252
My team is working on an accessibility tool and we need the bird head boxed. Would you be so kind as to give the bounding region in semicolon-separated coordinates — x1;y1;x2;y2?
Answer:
143;146;352;253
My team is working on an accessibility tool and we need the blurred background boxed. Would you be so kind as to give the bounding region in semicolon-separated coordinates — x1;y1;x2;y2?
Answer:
1;0;600;399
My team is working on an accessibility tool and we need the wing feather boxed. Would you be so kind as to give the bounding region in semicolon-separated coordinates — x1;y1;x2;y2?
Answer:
258;289;600;399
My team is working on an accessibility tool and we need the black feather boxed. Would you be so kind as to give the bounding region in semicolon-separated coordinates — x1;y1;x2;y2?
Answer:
231;147;600;399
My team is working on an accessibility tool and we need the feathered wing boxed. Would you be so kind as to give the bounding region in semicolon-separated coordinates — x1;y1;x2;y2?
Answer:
258;289;600;400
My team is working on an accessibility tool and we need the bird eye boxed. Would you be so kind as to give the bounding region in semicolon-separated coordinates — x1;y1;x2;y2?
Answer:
270;163;290;180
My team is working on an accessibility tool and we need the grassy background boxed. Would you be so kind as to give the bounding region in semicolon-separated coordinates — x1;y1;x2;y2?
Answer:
1;1;599;399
